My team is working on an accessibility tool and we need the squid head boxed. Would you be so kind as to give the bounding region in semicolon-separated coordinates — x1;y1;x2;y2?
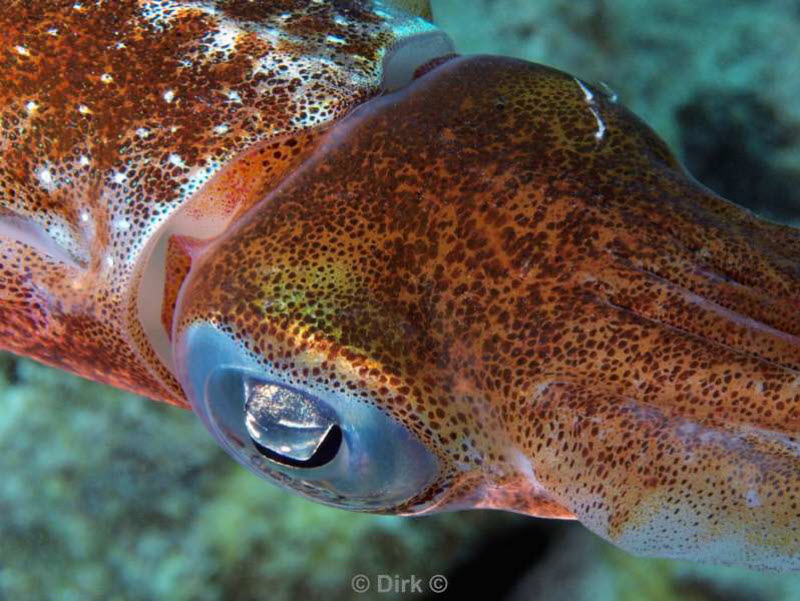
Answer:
172;55;800;570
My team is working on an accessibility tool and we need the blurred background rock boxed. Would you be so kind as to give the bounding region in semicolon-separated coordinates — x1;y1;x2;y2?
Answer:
1;1;799;599
435;0;800;224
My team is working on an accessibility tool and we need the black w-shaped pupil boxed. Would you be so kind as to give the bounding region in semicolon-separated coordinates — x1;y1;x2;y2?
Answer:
252;425;342;468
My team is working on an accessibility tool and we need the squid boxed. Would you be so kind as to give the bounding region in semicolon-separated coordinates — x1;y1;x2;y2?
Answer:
2;0;800;571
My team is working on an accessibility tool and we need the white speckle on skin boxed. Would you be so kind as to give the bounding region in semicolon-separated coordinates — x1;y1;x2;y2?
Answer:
589;106;606;140
78;104;92;115
25;101;39;114
100;73;114;84
163;89;176;103
15;45;30;57
746;488;761;508
326;35;346;45
534;382;552;398
599;81;620;103
226;90;242;103
575;78;595;102
213;123;229;135
79;155;90;167
136;128;150;139
168;153;186;168
114;219;131;231
80;212;90;223
677;421;700;436
574;77;607;142
112;172;127;185
35;165;59;193
47;28;59;36
508;449;551;497
206;24;240;61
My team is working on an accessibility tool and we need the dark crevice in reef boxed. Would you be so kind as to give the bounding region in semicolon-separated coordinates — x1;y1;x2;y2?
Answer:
0;353;19;386
677;89;800;224
421;519;566;601
673;576;768;601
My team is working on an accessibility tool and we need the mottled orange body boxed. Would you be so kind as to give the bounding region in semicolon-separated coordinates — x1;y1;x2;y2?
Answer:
3;0;800;571
0;0;437;403
176;56;800;567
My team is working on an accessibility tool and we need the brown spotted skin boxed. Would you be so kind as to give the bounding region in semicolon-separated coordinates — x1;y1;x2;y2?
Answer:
177;56;800;568
0;0;437;405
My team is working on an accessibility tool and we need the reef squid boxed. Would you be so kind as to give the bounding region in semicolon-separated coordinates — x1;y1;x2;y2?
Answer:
2;0;800;571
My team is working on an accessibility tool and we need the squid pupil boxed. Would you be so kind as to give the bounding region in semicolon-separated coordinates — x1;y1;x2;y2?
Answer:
251;424;343;469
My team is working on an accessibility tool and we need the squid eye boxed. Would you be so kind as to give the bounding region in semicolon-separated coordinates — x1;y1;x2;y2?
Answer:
174;324;438;511
244;379;342;468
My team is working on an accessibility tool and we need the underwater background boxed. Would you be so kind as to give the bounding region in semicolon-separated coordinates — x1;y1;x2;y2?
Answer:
1;0;799;599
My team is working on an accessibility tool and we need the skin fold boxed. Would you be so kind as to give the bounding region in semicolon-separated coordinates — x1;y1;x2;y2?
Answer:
2;0;800;570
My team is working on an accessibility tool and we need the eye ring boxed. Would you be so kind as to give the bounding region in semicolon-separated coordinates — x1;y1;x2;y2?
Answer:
175;324;440;510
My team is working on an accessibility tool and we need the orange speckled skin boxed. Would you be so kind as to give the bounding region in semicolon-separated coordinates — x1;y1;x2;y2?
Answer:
4;1;800;570
177;56;800;567
0;0;434;405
